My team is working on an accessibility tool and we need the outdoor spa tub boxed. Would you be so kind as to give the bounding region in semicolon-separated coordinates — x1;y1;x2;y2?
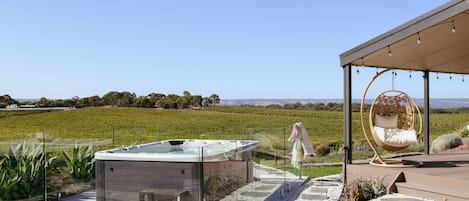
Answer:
95;139;259;201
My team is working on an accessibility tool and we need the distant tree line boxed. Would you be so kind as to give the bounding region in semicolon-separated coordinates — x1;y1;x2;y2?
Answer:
263;102;352;112
248;102;469;113
1;91;220;109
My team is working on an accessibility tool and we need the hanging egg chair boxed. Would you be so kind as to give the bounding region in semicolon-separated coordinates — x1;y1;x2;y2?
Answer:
360;69;423;167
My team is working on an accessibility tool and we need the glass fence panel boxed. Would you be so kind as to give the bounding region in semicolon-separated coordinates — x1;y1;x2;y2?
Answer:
196;127;302;201
246;128;296;201
1;127;315;201
199;140;250;201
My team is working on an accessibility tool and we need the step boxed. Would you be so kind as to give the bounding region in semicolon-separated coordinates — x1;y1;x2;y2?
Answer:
395;171;469;201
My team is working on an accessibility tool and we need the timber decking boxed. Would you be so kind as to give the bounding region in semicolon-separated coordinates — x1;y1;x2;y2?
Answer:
347;150;469;201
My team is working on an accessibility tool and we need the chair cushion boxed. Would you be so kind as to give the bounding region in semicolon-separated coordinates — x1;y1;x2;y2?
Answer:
374;126;417;147
374;114;398;128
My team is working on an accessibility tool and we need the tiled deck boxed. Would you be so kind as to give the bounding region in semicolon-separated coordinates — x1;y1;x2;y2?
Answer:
347;150;469;201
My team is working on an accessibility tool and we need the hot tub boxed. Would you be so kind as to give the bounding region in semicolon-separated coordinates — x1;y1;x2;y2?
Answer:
95;139;259;201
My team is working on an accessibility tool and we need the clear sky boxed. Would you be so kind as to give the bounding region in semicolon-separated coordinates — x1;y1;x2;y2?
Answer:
2;0;463;100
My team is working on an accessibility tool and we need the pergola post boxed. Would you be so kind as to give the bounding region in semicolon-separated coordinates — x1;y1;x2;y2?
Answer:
343;64;352;164
424;70;430;155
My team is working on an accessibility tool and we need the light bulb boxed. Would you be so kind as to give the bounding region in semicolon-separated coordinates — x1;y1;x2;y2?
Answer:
387;46;392;57
451;21;456;33
417;32;421;44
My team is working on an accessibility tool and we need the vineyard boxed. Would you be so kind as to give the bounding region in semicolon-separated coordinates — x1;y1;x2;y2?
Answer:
0;106;468;148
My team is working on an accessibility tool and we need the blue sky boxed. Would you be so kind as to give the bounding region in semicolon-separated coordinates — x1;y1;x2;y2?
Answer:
1;0;463;99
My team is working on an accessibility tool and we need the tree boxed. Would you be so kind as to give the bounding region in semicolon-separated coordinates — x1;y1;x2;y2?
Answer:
38;97;51;107
191;96;202;107
77;97;90;108
208;94;220;106
148;93;166;108
176;96;190;109
102;91;135;107
88;95;104;107
133;96;152;108
162;94;178;109
202;97;210;107
118;91;136;107
103;91;121;106
0;95;18;107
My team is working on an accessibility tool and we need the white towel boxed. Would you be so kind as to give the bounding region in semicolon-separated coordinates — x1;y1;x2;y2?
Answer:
289;122;315;169
299;123;315;158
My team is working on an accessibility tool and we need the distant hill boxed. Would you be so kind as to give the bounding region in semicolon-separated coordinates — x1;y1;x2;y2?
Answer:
221;98;469;109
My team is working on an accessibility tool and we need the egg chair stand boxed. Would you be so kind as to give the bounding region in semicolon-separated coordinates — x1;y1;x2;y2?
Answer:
360;69;423;168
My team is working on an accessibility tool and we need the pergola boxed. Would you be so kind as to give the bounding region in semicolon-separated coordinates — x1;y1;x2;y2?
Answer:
340;0;469;164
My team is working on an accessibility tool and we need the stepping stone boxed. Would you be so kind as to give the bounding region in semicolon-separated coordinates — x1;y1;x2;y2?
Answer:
312;181;339;186
309;187;327;194
261;180;284;184
301;194;329;200
240;191;270;197
254;185;276;190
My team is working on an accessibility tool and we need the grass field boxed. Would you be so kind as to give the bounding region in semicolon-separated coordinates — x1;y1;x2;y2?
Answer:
1;106;468;146
0;106;345;145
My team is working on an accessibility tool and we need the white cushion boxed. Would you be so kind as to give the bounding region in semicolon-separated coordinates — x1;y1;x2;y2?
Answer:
374;114;398;128
374;126;417;147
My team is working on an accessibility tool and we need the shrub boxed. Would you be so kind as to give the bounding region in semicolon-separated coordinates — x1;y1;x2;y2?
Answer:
62;145;95;181
345;178;386;201
460;126;469;137
430;133;463;153
315;143;330;156
353;141;373;153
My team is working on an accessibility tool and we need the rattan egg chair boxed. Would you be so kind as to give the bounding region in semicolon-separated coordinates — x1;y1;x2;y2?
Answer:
360;69;423;167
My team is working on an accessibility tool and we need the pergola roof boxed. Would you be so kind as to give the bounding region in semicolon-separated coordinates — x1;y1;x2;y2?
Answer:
340;0;469;74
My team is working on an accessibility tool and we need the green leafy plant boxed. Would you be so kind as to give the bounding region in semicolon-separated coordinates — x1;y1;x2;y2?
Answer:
0;161;20;199
0;142;54;200
62;145;95;181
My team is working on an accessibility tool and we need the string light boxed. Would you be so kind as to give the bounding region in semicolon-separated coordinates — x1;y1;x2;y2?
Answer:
462;75;465;82
450;73;452;80
409;71;412;79
417;32;421;44
387;45;392;56
451;20;456;33
436;72;439;79
356;66;360;74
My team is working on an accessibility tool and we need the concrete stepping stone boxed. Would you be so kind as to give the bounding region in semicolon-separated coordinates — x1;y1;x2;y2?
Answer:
301;194;329;200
